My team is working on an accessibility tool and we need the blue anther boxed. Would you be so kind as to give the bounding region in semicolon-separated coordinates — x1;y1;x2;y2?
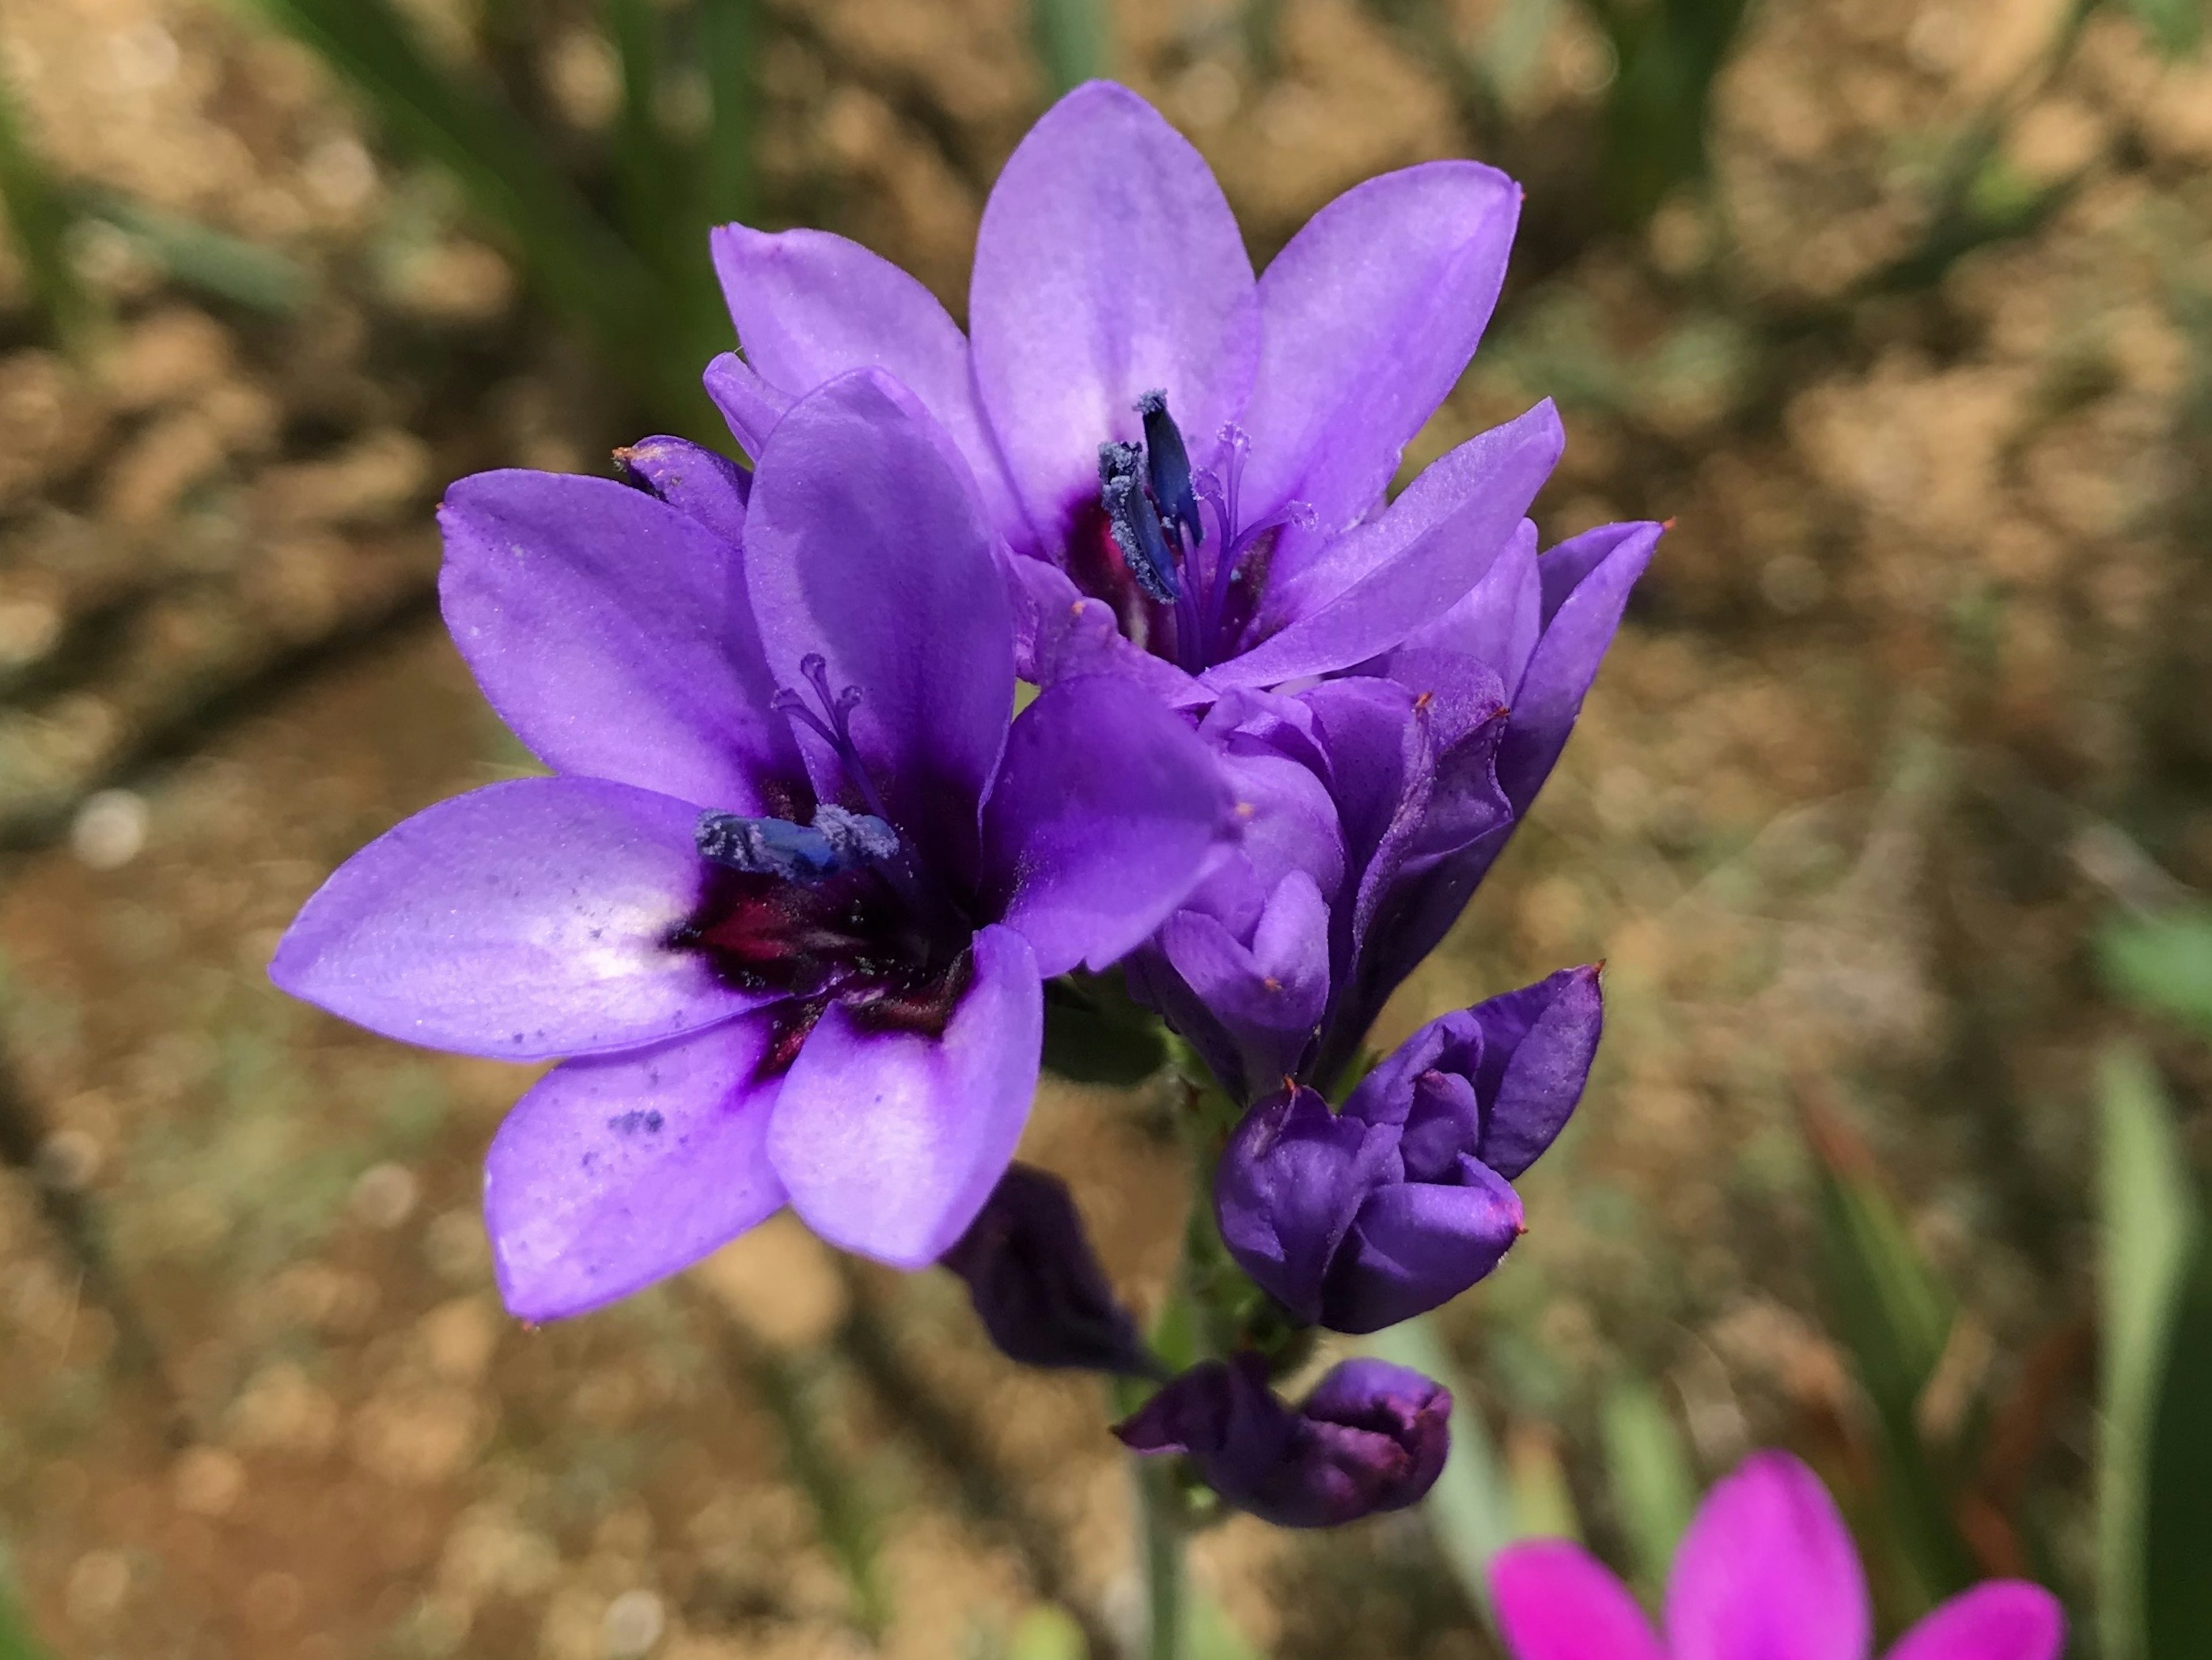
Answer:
1099;444;1181;604
696;804;899;884
1136;390;1202;548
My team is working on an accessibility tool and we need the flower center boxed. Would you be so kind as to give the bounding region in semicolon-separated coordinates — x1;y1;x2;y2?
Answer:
1089;391;1314;674
665;659;969;1050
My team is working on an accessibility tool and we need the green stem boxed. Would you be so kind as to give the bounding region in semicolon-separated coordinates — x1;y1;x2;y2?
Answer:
1137;1455;1187;1660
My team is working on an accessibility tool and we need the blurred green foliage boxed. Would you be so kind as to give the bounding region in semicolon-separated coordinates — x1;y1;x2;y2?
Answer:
238;0;757;436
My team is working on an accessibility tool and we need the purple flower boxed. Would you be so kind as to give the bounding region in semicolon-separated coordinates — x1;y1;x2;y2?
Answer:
709;80;1565;698
940;1163;1149;1376
1491;1451;2065;1660
270;371;1233;1318
1114;1353;1449;1529
1213;967;1600;1333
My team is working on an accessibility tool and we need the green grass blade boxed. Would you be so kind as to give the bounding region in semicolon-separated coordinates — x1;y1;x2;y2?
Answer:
2100;903;2212;1042
1806;1111;1976;1604
234;0;688;409
1369;1316;1523;1633
2144;1227;2212;1655
0;59;97;350
2124;0;2203;55
1600;1378;1696;1597
0;1575;50;1660
69;187;308;313
698;0;759;226
2098;1042;2201;1660
604;0;674;258
1031;0;1109;95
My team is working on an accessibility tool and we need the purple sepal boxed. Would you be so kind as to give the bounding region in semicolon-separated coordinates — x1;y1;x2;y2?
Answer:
1114;1353;1449;1529
1215;968;1600;1333
940;1163;1150;1376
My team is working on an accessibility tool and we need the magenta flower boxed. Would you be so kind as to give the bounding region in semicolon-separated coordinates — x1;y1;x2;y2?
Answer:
709;81;1565;699
1490;1453;2064;1660
270;371;1233;1317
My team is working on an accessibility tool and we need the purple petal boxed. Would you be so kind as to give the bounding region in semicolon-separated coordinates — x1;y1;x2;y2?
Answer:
970;82;1259;552
484;1020;785;1321
613;434;750;546
710;224;1032;550
1883;1583;2065;1660
1323;1158;1524;1333
981;672;1233;976
1156;869;1331;1088
1498;519;1662;812
271;778;767;1060
1238;161;1520;564
1211;402;1565;690
767;924;1042;1268
743;371;1015;888
1491;1541;1668;1660
1469;966;1604;1179
1666;1453;1872;1660
941;1162;1148;1375
703;351;791;456
439;468;796;811
1387;518;1542;690
1214;1085;1397;1323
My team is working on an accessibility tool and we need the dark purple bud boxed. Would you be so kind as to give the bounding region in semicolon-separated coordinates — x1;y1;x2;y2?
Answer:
1347;965;1603;1181
1215;968;1601;1334
940;1163;1150;1375
1114;1353;1450;1529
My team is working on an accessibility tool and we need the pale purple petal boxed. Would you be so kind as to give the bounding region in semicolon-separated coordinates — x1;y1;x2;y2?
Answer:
484;1019;785;1321
1238;161;1520;562
439;468;796;810
1498;519;1662;812
970;82;1259;551
1214;1085;1397;1324
1474;965;1604;1180
767;924;1042;1268
711;224;1032;551
982;672;1232;976
271;778;768;1060
703;351;792;456
1666;1453;1872;1660
1388;518;1542;689
1209;402;1564;691
1157;869;1331;1090
1883;1583;2065;1660
613;434;749;547
1491;1541;1668;1660
743;371;1014;887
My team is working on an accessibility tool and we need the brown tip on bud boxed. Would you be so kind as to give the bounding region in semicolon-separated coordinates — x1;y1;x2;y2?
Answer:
1234;801;1257;819
1262;975;1283;993
1281;1075;1298;1095
1514;1220;1530;1237
518;1320;540;1334
1661;516;1678;531
1413;690;1435;712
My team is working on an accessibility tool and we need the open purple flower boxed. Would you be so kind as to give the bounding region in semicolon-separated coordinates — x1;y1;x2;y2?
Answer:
709;80;1563;699
1491;1452;2064;1660
271;371;1232;1318
1214;967;1601;1333
1115;1353;1449;1529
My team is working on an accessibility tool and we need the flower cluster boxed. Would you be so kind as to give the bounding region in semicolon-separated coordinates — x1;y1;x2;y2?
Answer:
273;82;1657;1533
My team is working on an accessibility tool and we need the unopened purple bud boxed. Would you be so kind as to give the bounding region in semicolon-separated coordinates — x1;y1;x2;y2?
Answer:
940;1163;1150;1375
1214;967;1601;1334
1114;1353;1450;1529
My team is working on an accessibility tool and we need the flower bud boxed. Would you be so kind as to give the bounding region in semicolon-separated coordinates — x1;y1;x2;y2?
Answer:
1114;1353;1450;1528
1215;966;1601;1333
940;1163;1149;1375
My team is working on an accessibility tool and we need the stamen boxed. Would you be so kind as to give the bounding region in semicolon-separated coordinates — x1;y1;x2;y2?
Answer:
770;654;896;826
695;804;900;884
1099;444;1181;605
1136;390;1202;547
